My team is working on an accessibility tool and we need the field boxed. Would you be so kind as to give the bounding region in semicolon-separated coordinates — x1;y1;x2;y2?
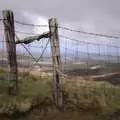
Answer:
0;64;120;120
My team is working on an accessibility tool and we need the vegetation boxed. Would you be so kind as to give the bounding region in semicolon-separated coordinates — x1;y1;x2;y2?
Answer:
0;70;52;115
0;69;120;119
64;77;120;112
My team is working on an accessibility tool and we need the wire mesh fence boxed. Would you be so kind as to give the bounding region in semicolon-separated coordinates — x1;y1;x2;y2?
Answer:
0;17;120;79
0;19;52;80
59;26;120;77
0;12;120;111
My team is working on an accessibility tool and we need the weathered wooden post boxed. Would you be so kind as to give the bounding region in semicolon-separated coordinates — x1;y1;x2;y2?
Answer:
3;10;18;95
49;18;63;108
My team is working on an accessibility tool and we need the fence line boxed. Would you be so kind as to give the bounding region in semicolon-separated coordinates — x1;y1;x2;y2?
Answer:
0;18;119;39
0;17;120;82
0;13;120;108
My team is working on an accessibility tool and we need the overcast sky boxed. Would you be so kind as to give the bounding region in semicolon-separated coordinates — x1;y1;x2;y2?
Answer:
0;0;120;34
0;0;120;58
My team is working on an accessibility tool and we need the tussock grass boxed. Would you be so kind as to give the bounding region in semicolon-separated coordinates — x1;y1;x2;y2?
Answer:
0;69;120;115
0;70;52;114
64;77;120;112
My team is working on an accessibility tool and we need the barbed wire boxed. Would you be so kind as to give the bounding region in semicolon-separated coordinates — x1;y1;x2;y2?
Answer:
15;20;49;27
0;19;3;21
2;19;50;64
59;26;120;39
13;20;120;39
0;28;38;35
59;35;120;48
1;18;120;39
1;18;120;76
15;30;36;35
1;15;120;97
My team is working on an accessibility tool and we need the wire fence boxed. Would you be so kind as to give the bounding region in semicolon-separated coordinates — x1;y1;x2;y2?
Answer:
0;18;120;80
59;26;120;77
0;11;120;113
0;19;51;80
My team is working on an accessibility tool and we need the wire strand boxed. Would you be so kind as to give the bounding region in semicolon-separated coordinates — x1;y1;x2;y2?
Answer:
59;26;120;39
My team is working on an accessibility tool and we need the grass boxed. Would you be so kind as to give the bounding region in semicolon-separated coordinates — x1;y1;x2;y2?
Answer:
0;70;52;114
0;69;120;116
64;77;120;112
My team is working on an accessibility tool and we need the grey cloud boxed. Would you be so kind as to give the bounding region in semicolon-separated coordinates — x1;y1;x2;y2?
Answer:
0;0;120;34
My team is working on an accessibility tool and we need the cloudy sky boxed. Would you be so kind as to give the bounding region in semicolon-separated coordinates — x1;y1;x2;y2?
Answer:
0;0;120;34
0;0;120;58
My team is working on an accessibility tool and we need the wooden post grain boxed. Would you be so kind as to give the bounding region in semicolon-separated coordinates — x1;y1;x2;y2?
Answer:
49;18;63;108
3;10;18;95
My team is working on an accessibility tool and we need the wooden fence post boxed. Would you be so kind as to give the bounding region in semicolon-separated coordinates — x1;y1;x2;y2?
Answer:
49;18;63;108
3;10;18;95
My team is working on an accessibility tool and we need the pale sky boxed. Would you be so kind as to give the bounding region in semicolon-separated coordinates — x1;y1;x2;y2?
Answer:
0;0;120;59
0;0;120;34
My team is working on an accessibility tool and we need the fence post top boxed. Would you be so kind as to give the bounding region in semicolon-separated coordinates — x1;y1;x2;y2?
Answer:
49;18;57;22
2;9;13;13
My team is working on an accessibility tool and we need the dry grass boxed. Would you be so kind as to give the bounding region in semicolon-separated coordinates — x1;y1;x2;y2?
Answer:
0;70;52;114
0;69;120;115
64;76;120;112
